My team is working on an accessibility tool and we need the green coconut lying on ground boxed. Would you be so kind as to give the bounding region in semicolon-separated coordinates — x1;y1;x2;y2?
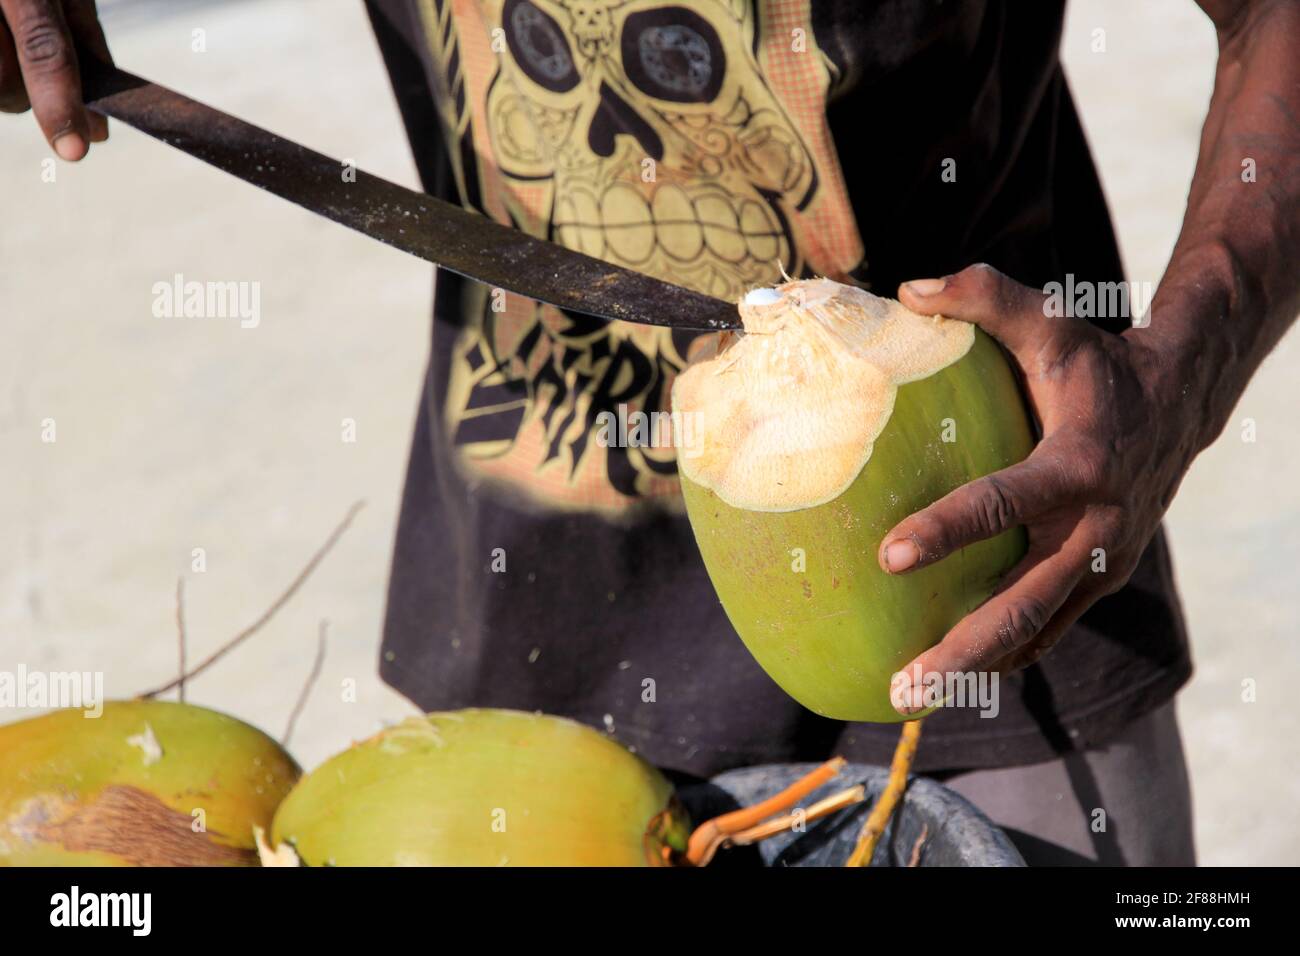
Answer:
0;699;300;866
673;278;1035;722
263;708;690;866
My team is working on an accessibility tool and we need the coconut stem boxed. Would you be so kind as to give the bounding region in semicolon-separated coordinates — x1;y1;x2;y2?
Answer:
845;719;922;867
727;784;866;846
907;822;930;867
683;756;845;866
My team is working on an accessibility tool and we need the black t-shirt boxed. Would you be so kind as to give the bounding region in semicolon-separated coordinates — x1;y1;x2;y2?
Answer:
365;0;1191;774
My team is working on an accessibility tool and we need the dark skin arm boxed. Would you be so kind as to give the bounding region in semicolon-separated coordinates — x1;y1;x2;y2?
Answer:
886;0;1300;711
0;0;110;158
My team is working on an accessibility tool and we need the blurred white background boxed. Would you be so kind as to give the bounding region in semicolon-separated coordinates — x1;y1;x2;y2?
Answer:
2;0;1295;864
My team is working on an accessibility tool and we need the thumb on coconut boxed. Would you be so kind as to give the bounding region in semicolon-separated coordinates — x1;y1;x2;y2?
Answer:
900;263;1049;355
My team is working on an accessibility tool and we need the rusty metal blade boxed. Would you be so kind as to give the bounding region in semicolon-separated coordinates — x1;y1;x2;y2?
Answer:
80;64;741;332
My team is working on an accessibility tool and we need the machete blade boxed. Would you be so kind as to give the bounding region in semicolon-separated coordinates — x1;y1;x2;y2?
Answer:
80;64;742;332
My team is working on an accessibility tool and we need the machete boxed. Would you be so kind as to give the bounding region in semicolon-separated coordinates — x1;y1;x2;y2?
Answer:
80;61;741;332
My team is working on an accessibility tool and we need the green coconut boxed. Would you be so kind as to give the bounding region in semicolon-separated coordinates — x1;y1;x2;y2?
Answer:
265;708;690;866
672;278;1034;722
0;699;300;866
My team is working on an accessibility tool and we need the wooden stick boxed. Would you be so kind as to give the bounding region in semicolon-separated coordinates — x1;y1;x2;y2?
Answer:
138;500;364;698
846;719;922;867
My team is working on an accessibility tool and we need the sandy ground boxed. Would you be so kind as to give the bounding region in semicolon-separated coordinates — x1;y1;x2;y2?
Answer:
2;0;1296;864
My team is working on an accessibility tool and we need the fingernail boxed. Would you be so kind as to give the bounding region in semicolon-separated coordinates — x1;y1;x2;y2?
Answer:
54;132;87;161
904;278;946;297
883;539;919;573
890;672;925;715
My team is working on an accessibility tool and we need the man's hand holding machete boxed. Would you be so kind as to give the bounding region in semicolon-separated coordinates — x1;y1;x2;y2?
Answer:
0;0;109;159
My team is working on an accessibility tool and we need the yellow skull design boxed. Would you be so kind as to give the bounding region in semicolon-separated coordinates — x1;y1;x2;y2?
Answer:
417;0;862;514
488;0;813;298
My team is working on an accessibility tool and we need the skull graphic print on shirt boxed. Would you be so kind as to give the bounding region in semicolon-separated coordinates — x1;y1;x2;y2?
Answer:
416;0;865;513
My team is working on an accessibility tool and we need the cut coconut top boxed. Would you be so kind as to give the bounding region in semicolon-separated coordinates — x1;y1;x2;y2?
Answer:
672;278;974;512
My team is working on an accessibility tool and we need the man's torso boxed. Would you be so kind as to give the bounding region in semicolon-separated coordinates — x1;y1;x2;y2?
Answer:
366;0;1192;774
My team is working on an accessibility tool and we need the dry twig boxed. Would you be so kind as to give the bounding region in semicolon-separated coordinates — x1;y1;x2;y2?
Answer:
282;620;328;748
139;500;364;698
175;577;188;703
